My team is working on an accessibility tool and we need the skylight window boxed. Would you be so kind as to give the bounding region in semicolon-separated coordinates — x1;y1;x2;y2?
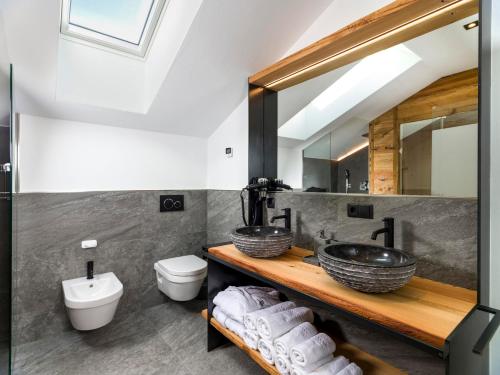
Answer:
60;0;168;57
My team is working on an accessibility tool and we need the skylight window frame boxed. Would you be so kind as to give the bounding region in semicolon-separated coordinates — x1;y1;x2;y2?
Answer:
60;0;168;58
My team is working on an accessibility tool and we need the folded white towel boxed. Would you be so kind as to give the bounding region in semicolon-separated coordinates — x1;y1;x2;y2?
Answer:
274;322;318;357
336;363;363;375
257;339;276;365
291;333;336;367
225;317;246;338
257;307;314;340
212;306;228;328
244;301;296;332
291;355;333;374
213;286;280;322
275;355;292;375
312;356;350;375
243;330;259;350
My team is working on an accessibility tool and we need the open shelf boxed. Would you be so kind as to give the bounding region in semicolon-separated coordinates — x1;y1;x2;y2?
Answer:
208;245;477;349
202;309;405;375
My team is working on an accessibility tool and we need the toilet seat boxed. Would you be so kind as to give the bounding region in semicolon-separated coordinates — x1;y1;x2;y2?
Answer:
154;262;207;283
154;255;207;301
155;255;207;277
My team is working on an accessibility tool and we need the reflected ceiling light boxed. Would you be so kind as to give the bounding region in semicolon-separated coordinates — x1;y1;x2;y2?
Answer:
463;20;479;30
336;142;369;161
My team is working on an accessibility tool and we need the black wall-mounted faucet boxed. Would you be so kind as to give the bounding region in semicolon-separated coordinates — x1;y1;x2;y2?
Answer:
371;217;394;248
270;208;291;230
87;261;94;280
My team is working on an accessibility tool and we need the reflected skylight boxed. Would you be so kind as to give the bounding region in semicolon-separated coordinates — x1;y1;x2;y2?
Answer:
69;0;154;45
279;44;421;140
61;0;167;57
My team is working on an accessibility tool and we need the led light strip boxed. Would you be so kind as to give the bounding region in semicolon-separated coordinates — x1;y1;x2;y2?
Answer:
263;0;472;89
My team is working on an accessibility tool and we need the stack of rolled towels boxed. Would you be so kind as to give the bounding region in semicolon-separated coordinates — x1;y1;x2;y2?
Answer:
212;286;363;375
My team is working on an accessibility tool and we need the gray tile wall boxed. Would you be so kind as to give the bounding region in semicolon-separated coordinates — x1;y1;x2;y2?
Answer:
207;190;477;289
13;190;207;345
13;188;477;354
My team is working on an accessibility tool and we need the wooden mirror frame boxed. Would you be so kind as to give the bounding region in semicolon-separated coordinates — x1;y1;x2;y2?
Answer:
247;0;479;184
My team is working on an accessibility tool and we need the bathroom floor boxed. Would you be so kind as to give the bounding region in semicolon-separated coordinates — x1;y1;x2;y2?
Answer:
13;300;265;375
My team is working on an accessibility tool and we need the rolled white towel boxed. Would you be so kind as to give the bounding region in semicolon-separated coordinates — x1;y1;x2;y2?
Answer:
213;286;280;322
257;307;314;340
291;355;333;374
257;339;276;365
336;363;363;375
212;306;228;328
244;301;296;331
275;355;292;375
225;317;245;338
290;365;306;375
243;330;259;350
290;333;336;367
311;356;350;375
274;322;318;357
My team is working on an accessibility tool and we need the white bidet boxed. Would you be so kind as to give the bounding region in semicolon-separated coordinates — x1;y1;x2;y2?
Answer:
62;272;123;330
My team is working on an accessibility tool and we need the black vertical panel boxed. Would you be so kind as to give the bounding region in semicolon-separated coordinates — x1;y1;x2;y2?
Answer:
479;0;491;306
263;88;277;178
248;84;278;181
248;84;264;180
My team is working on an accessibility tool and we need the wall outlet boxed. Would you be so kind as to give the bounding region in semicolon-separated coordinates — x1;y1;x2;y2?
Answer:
160;195;184;212
225;147;233;158
347;204;373;219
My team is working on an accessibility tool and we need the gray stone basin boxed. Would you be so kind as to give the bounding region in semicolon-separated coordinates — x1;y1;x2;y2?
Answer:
318;242;416;293
231;226;293;258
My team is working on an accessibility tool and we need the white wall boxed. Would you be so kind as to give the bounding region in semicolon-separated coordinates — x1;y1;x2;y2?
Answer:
206;99;248;190
205;0;395;190
18;114;207;192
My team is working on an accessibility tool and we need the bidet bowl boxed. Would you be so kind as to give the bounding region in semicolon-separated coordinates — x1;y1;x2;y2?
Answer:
231;226;293;258
318;243;416;293
62;272;123;330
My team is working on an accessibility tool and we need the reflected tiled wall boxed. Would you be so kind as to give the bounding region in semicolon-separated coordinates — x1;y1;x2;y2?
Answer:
13;190;207;345
207;190;477;289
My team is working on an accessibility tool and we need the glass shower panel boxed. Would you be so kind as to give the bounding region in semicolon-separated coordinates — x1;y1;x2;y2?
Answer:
399;110;478;197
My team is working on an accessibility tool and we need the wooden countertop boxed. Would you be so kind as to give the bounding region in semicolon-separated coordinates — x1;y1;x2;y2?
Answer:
208;245;477;349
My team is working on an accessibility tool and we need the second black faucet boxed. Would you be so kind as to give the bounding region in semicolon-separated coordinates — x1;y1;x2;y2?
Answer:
371;217;394;248
270;208;291;230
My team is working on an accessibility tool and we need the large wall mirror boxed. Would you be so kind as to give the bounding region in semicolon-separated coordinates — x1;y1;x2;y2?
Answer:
276;13;478;197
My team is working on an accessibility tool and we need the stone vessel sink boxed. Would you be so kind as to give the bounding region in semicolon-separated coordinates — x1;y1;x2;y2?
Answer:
231;226;293;258
318;242;416;293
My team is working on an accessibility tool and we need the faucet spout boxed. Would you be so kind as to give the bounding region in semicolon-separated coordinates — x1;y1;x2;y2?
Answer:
87;261;94;280
370;227;388;240
270;208;291;230
370;217;394;248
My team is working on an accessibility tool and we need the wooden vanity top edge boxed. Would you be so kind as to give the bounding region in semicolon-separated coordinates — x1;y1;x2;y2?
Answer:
208;244;477;349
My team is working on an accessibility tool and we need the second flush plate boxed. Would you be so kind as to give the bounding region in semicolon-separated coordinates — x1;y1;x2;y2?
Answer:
160;195;184;212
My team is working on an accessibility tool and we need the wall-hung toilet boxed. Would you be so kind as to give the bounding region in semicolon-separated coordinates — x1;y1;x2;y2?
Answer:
62;272;123;330
154;255;207;301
